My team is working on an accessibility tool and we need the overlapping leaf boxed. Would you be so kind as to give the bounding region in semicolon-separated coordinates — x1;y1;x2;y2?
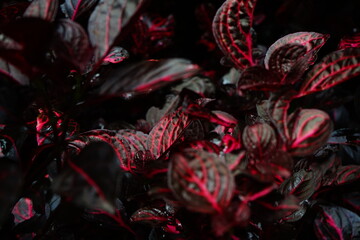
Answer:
300;48;360;97
323;165;360;186
212;0;257;70
168;149;234;214
338;33;360;49
23;0;59;21
99;59;200;98
61;0;98;20
287;109;332;157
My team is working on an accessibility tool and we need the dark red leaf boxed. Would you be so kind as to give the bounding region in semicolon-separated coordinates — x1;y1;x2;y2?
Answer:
212;0;257;70
242;123;277;159
23;0;59;21
99;59;200;98
287;109;333;157
147;109;192;159
130;207;170;225
12;198;35;225
299;48;360;97
168;149;234;214
338;33;360;50
88;0;144;63
323;165;360;186
0;57;29;85
237;66;282;95
61;0;98;20
222;134;241;153
0;3;29;24
265;32;329;77
52;19;94;73
314;205;360;240
102;47;129;65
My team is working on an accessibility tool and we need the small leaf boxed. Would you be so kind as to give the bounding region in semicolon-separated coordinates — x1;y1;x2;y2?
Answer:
147;109;192;159
61;0;98;20
265;32;329;76
242;123;277;158
300;48;360;97
88;0;144;63
314;205;360;240
212;0;257;70
338;33;360;50
12;198;35;225
130;207;170;225
102;46;129;65
99;59;200;98
168;149;235;214
288;109;333;157
23;0;59;21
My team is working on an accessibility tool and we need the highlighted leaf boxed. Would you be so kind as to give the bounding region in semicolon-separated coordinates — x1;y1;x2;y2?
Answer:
130;207;170;225
12;198;35;225
168;149;234;214
287;109;332;157
61;0;98;20
212;0;257;70
23;0;59;21
102;47;129;65
314;205;360;240
300;48;360;96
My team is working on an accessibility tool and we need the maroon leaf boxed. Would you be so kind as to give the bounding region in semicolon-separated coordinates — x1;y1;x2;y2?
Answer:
299;48;360;97
264;32;329;77
338;33;360;50
242;123;277;159
0;3;30;24
147;109;192;159
237;66;282;95
61;0;98;20
99;59;200;98
12;198;35;225
323;165;360;186
222;134;241;153
168;149;234;214
23;0;59;21
102;47;129;65
287;109;333;157
130;207;170;225
212;0;257;70
88;0;144;63
0;57;29;85
314;205;360;240
52;19;94;73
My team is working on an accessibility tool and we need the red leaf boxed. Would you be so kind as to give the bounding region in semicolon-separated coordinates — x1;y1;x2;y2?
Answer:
130;207;170;225
102;47;129;65
242;123;277;159
168;149;234;214
212;0;257;70
99;59;200;98
323;165;360;186
287;109;333;157
299;48;360;97
265;32;329;77
61;0;98;20
12;198;35;225
179;140;221;155
147;109;192;159
338;33;360;50
23;0;59;21
88;0;144;63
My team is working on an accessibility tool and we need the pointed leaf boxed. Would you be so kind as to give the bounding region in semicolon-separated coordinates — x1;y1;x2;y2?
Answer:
314;205;360;240
168;149;235;213
242;123;277;159
300;48;360;97
61;0;98;20
88;0;144;63
288;109;333;157
23;0;59;21
99;59;200;98
265;32;329;76
212;0;257;70
338;33;360;50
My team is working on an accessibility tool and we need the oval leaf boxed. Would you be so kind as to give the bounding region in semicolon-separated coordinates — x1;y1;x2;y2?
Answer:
212;0;257;70
242;123;277;159
300;48;360;96
61;0;98;20
168;149;234;213
288;109;332;157
23;0;59;21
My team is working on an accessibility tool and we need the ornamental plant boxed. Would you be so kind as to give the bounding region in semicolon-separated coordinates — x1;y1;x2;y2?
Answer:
0;0;360;239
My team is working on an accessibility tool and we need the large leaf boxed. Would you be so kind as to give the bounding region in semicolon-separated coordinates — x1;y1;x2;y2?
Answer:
242;123;277;159
168;149;234;214
53;142;121;213
88;0;143;63
323;165;360;186
299;48;360;97
314;205;360;240
52;19;93;73
61;0;98;20
99;58;199;98
212;0;257;70
147;108;192;159
287;109;333;157
23;0;59;21
264;32;329;77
